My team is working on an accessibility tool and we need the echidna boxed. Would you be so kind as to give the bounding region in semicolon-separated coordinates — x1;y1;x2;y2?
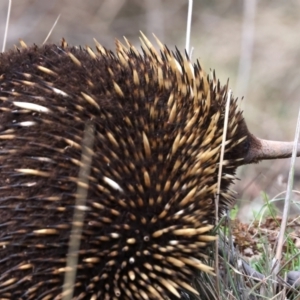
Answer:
0;34;299;299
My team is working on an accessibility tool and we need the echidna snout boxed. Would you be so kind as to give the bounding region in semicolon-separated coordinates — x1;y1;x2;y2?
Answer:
0;35;298;299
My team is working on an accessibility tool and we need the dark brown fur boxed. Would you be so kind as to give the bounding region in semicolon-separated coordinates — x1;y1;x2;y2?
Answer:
0;40;249;299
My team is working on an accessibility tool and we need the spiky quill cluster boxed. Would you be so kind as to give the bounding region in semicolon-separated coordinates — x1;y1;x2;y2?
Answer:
0;35;248;299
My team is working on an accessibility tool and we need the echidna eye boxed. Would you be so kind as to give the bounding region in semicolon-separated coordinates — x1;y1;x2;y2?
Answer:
143;235;150;242
207;198;213;205
243;137;250;152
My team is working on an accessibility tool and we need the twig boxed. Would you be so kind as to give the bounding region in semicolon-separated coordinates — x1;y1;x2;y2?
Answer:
185;0;193;56
273;106;300;282
2;0;11;53
43;14;61;45
62;122;95;300
215;89;232;297
235;0;257;98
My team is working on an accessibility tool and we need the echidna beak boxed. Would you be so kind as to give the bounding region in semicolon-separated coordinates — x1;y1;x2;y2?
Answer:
244;135;300;164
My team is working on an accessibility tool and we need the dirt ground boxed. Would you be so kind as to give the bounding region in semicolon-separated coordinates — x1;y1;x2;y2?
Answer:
0;0;299;220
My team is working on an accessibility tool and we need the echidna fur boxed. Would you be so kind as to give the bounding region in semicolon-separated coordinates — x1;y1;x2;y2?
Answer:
0;35;249;299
